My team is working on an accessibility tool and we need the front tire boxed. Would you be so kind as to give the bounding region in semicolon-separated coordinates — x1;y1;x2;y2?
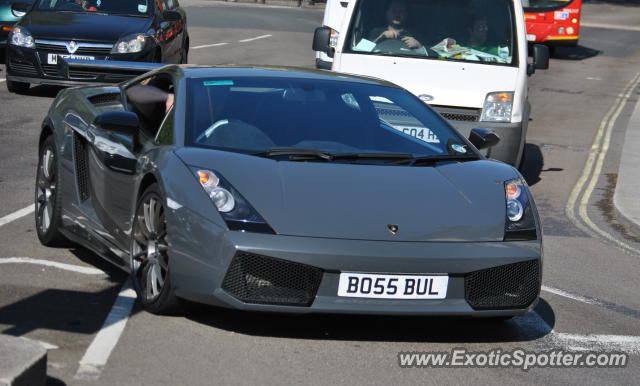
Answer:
131;183;181;315
35;135;67;246
6;78;30;94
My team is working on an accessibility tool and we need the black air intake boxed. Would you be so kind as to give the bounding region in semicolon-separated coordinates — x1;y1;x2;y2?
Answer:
465;260;540;310
222;252;323;307
73;133;90;201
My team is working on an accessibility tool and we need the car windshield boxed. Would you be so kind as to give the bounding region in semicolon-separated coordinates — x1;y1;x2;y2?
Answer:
344;0;517;66
524;0;575;11
34;0;151;16
187;76;471;160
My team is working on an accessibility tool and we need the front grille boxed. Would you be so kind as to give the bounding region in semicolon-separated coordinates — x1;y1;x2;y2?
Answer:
74;133;90;201
375;107;413;118
222;252;323;306
8;61;38;76
465;260;540;310
432;106;481;122
35;42;112;56
41;64;60;77
68;70;99;80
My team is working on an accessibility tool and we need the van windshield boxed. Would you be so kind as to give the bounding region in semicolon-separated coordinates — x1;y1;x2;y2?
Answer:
344;0;517;66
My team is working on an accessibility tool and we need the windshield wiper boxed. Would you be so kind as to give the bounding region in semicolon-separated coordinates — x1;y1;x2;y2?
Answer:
331;152;414;161
254;149;415;162
254;147;334;161
391;154;481;166
254;148;476;165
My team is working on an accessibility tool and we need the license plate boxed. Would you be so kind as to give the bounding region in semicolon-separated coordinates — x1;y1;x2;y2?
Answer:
396;125;441;143
47;53;95;65
337;272;448;299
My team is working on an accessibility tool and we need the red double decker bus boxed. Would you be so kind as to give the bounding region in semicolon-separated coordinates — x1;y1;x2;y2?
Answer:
524;0;582;47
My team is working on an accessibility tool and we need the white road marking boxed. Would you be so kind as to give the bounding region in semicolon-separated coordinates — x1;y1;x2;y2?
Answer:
0;78;6;83
514;312;640;354
0;204;35;227
586;77;602;81
36;340;60;350
542;285;604;307
75;280;137;380
552;333;640;354
192;42;228;50
582;22;640;32
0;257;105;275
238;34;272;43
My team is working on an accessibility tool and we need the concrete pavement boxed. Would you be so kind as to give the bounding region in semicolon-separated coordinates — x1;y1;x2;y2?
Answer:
0;335;46;386
614;96;640;236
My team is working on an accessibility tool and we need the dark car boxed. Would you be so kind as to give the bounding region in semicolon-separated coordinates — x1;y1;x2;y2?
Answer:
0;0;33;50
35;61;542;317
5;0;188;93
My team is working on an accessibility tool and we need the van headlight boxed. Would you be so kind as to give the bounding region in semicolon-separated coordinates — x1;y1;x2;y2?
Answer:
480;92;513;122
9;27;34;48
329;28;339;48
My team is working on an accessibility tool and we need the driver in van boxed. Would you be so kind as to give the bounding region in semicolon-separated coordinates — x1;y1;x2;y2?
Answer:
368;0;423;49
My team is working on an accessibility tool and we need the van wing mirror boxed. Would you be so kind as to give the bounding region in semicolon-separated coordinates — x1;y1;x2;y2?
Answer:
469;128;500;150
528;44;549;75
313;26;334;58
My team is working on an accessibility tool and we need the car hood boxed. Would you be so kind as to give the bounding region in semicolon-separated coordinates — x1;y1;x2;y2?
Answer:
19;11;151;42
177;149;521;242
336;54;519;108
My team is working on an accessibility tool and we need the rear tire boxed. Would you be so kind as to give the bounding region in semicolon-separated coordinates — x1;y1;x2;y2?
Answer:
35;135;67;246
6;78;29;94
130;183;181;315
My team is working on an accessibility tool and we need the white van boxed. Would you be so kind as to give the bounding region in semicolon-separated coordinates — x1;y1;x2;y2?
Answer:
313;0;549;167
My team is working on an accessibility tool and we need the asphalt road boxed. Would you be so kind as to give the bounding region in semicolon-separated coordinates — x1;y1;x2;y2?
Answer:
1;1;640;385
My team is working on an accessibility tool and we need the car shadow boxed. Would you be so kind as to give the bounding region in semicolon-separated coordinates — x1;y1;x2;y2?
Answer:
520;143;564;187
551;44;601;61
0;283;135;337
21;84;65;98
520;143;543;186
183;298;555;344
68;246;129;283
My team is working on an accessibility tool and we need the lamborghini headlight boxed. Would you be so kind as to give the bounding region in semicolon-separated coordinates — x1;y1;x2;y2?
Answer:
193;169;274;233
481;92;513;122
504;178;537;240
9;27;34;48
112;34;147;54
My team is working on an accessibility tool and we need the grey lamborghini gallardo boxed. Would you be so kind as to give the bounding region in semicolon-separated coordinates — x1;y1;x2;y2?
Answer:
35;61;542;317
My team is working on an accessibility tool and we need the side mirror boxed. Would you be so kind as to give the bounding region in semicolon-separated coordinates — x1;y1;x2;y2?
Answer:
11;2;31;17
162;10;182;21
94;111;140;136
469;128;500;150
312;26;334;58
527;44;549;75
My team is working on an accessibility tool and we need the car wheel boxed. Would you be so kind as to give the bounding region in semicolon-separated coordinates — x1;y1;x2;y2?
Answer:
35;135;67;246
131;183;181;315
6;78;30;94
